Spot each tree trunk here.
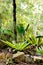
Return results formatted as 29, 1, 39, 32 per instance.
13, 0, 17, 43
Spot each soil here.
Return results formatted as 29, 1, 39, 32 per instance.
0, 47, 43, 65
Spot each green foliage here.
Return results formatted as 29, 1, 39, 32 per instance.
28, 34, 38, 45
13, 42, 29, 50
17, 24, 25, 35
16, 0, 43, 42
0, 0, 43, 57
36, 46, 43, 55
1, 40, 30, 51
1, 28, 14, 38
0, 28, 14, 41
0, 0, 13, 40
0, 0, 43, 43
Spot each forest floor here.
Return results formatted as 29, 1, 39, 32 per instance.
0, 47, 43, 65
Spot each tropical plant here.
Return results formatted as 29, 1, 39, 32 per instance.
0, 40, 30, 51
1, 28, 14, 38
16, 0, 43, 42
36, 46, 43, 55
0, 28, 14, 41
